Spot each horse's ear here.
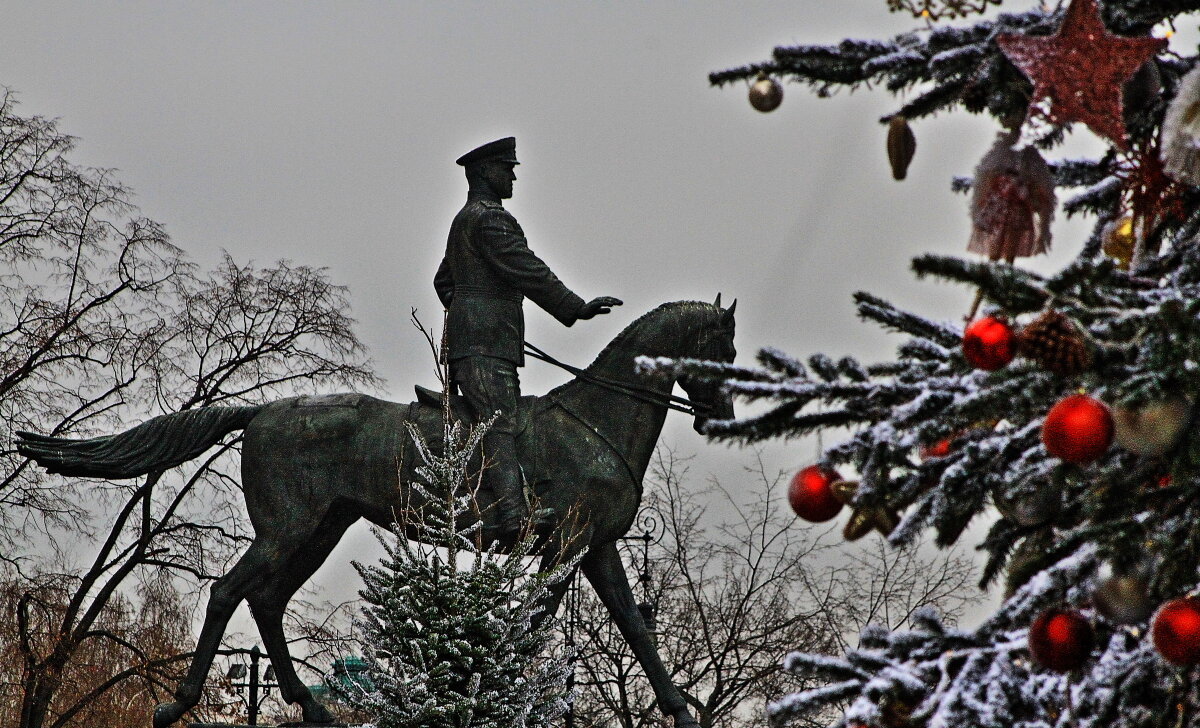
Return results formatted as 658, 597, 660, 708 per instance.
721, 299, 737, 326
713, 293, 722, 309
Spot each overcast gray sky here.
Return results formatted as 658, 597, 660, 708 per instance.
5, 1, 1145, 628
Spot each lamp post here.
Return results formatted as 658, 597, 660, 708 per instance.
224, 645, 278, 726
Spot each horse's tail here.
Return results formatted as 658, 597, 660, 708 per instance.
15, 405, 267, 479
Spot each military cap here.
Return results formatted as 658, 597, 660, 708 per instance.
455, 136, 519, 167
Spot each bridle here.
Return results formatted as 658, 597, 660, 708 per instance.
523, 341, 713, 417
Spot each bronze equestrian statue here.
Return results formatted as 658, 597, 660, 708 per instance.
17, 297, 737, 728
436, 136, 622, 541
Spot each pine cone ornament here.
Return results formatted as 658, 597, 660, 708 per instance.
886, 115, 916, 181
1018, 310, 1092, 375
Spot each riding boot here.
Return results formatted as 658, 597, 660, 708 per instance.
484, 430, 555, 539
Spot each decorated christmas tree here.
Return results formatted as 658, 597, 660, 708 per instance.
343, 421, 576, 728
661, 0, 1200, 725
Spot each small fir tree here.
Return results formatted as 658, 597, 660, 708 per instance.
344, 421, 576, 728
655, 0, 1200, 726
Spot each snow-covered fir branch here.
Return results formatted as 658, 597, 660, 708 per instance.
340, 422, 578, 728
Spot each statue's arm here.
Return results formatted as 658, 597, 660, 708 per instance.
434, 256, 454, 307
479, 210, 585, 326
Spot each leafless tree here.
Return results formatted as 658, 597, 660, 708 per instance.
0, 571, 265, 727
565, 448, 979, 728
0, 88, 379, 728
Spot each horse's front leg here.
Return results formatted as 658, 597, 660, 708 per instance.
581, 541, 699, 728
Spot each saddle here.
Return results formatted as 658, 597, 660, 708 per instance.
412, 384, 545, 498
414, 384, 540, 429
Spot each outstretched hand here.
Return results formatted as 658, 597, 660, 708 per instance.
578, 296, 623, 320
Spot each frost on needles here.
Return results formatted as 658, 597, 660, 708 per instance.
341, 421, 577, 728
646, 0, 1200, 726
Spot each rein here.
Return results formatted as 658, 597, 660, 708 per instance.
523, 342, 708, 417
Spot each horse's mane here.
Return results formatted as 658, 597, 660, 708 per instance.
547, 300, 717, 397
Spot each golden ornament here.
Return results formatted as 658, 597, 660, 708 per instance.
1102, 215, 1136, 270
748, 72, 783, 113
831, 480, 900, 541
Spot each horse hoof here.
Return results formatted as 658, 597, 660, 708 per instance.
153, 702, 186, 728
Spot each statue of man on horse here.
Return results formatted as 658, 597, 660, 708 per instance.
435, 136, 623, 541
15, 137, 738, 728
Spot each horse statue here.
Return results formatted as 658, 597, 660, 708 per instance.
16, 298, 736, 728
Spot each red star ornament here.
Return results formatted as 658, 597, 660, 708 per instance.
996, 0, 1165, 149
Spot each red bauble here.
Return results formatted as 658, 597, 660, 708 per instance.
1028, 608, 1094, 672
962, 317, 1017, 370
1042, 394, 1114, 463
788, 465, 844, 523
1152, 597, 1200, 666
920, 438, 953, 460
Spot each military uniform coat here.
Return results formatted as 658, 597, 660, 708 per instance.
435, 189, 585, 366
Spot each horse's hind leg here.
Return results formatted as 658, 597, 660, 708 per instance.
153, 537, 280, 728
246, 510, 358, 724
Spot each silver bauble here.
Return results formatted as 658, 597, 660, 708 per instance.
1093, 561, 1154, 625
1112, 396, 1192, 457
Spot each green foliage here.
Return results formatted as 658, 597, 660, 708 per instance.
344, 422, 576, 728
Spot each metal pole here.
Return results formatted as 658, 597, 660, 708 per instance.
565, 571, 577, 728
248, 645, 261, 726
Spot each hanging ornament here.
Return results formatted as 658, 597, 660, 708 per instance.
1102, 215, 1136, 269
968, 130, 1056, 262
1093, 561, 1154, 625
830, 479, 900, 541
1112, 396, 1193, 457
886, 115, 917, 180
962, 316, 1017, 370
1152, 597, 1200, 666
995, 0, 1167, 149
749, 72, 783, 112
1028, 607, 1095, 672
919, 437, 953, 460
1042, 394, 1114, 464
1162, 64, 1200, 186
1121, 142, 1187, 268
1018, 309, 1092, 376
788, 465, 843, 522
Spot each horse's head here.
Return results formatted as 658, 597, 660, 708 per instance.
678, 296, 737, 433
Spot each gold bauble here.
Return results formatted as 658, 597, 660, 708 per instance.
1102, 215, 1135, 270
748, 73, 783, 113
